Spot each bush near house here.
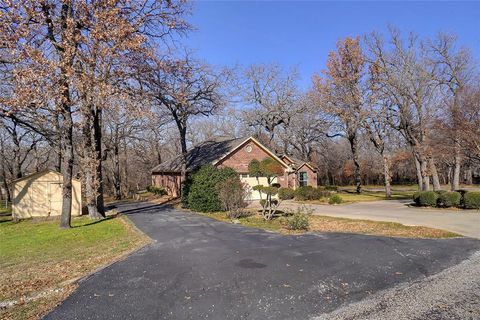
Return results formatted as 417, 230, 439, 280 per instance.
278, 187, 295, 200
294, 187, 331, 201
185, 165, 237, 212
294, 186, 317, 200
463, 191, 480, 209
217, 177, 249, 218
438, 191, 462, 208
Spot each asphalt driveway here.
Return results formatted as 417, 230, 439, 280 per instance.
46, 203, 480, 320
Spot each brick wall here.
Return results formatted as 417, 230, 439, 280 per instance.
217, 140, 287, 174
152, 173, 181, 197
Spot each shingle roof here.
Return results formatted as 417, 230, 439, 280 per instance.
151, 137, 247, 173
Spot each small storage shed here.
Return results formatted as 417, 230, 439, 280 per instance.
11, 169, 82, 219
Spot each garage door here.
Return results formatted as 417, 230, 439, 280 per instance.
240, 176, 278, 201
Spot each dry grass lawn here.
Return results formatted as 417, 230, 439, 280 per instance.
0, 214, 151, 320
199, 211, 459, 239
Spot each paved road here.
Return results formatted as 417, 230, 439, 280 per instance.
275, 199, 480, 238
46, 203, 479, 320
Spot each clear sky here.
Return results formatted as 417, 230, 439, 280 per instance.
185, 1, 480, 88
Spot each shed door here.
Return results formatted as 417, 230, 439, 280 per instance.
49, 182, 63, 216
30, 182, 49, 217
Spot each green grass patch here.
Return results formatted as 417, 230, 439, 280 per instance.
0, 215, 150, 320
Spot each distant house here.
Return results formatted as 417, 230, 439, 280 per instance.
151, 136, 318, 199
11, 169, 82, 219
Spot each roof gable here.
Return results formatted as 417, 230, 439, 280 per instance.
213, 137, 289, 169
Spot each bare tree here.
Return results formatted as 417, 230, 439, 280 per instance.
366, 29, 441, 191
428, 33, 474, 190
241, 64, 300, 146
277, 94, 327, 161
143, 57, 225, 187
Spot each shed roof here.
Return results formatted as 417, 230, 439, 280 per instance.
10, 169, 80, 185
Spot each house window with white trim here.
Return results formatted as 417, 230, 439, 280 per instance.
299, 172, 308, 187
239, 173, 250, 179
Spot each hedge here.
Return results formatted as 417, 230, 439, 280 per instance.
438, 191, 461, 208
417, 191, 439, 207
294, 186, 317, 201
278, 188, 295, 200
464, 191, 480, 209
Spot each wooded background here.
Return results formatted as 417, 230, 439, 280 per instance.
1, 1, 479, 227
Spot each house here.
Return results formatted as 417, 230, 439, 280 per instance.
151, 136, 318, 200
11, 169, 82, 219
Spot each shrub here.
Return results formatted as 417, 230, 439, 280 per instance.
287, 213, 309, 230
463, 191, 480, 209
186, 165, 237, 212
146, 185, 167, 196
295, 186, 318, 201
324, 185, 338, 191
417, 191, 439, 207
217, 177, 249, 218
278, 188, 295, 200
328, 194, 343, 204
286, 206, 311, 230
438, 191, 461, 208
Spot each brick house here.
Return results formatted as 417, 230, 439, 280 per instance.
151, 136, 318, 199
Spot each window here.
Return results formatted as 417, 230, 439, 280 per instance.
299, 172, 308, 187
240, 173, 250, 179
245, 144, 253, 153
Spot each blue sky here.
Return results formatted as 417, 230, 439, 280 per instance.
185, 1, 480, 88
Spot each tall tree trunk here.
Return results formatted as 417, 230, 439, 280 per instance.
452, 150, 461, 191
178, 123, 188, 197
348, 134, 362, 193
429, 157, 441, 191
382, 153, 392, 198
83, 109, 104, 219
93, 107, 105, 215
60, 106, 74, 229
112, 140, 121, 200
414, 156, 423, 190
54, 114, 62, 172
11, 126, 22, 179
